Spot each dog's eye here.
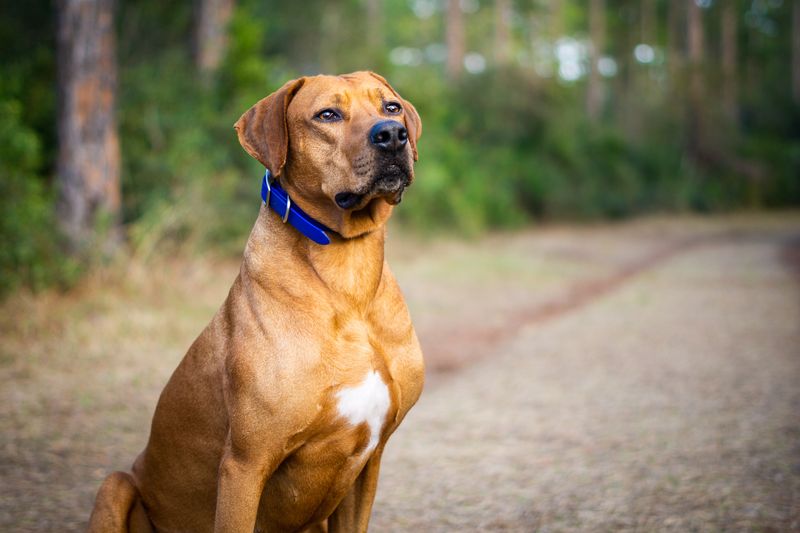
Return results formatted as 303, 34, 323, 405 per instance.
384, 102, 402, 114
315, 109, 342, 122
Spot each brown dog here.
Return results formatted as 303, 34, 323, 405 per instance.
88, 71, 424, 532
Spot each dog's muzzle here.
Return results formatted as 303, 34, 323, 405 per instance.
335, 121, 412, 210
335, 192, 364, 210
373, 169, 410, 205
334, 170, 409, 209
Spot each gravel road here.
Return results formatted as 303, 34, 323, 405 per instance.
1, 215, 798, 531
372, 221, 800, 531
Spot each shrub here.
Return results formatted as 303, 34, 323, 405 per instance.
0, 100, 78, 295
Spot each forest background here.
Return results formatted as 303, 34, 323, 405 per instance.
1, 0, 799, 296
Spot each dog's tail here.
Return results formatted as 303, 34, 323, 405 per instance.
88, 471, 153, 533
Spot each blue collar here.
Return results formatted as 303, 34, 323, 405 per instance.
260, 170, 331, 245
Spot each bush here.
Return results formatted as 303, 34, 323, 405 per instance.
2, 0, 799, 297
394, 68, 731, 233
0, 100, 78, 296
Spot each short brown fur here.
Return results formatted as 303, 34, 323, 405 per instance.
88, 72, 424, 533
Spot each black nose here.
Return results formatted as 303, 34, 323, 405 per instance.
369, 120, 408, 153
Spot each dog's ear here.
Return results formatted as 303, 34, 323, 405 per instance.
399, 99, 422, 162
367, 72, 422, 161
234, 77, 306, 176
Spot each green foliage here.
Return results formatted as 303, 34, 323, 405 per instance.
118, 2, 288, 257
0, 0, 798, 297
0, 100, 79, 296
0, 0, 74, 296
118, 51, 258, 256
395, 66, 743, 232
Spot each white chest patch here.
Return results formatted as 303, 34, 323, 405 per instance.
335, 371, 391, 453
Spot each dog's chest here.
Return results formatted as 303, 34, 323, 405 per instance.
334, 370, 391, 453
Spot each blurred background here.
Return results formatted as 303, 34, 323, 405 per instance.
1, 0, 799, 294
2, 1, 800, 531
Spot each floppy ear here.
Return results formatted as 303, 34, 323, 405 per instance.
399, 99, 422, 161
234, 77, 306, 176
367, 72, 423, 161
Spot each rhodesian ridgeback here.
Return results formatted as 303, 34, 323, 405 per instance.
88, 71, 424, 532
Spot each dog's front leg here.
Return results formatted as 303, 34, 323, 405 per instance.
214, 375, 285, 533
327, 446, 385, 533
214, 440, 280, 533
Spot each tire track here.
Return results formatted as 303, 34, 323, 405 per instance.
421, 232, 727, 376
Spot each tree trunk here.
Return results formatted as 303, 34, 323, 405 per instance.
687, 0, 705, 155
494, 0, 512, 66
446, 0, 465, 80
721, 0, 738, 124
193, 0, 235, 75
619, 2, 639, 136
793, 0, 800, 104
687, 0, 704, 74
545, 0, 565, 81
667, 0, 684, 79
365, 0, 383, 68
549, 0, 565, 40
638, 0, 658, 91
56, 0, 120, 252
320, 0, 343, 73
366, 0, 381, 51
641, 0, 656, 44
586, 0, 605, 120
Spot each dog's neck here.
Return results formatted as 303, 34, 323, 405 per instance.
243, 204, 387, 309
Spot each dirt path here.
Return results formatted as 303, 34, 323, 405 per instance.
1, 214, 799, 531
373, 220, 800, 531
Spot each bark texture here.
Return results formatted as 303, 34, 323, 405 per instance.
687, 0, 705, 155
667, 0, 684, 77
494, 0, 512, 66
366, 0, 381, 51
193, 0, 235, 74
56, 0, 120, 251
586, 0, 606, 120
793, 0, 800, 104
446, 0, 465, 80
721, 0, 738, 124
549, 0, 565, 40
319, 0, 343, 73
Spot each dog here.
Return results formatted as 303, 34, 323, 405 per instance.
88, 71, 424, 533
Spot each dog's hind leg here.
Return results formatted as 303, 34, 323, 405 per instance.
88, 471, 153, 533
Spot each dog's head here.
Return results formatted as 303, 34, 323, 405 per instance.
235, 71, 422, 239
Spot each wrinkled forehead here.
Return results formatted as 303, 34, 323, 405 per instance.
290, 74, 392, 113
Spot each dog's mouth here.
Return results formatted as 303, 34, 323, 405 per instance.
334, 192, 365, 210
335, 162, 411, 210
